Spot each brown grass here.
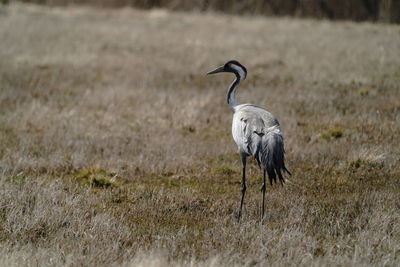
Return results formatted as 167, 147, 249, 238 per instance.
0, 2, 399, 266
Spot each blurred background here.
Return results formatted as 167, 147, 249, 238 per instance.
10, 0, 400, 23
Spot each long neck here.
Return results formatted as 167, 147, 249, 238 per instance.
227, 74, 240, 110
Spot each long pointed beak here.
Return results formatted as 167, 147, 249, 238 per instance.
207, 66, 225, 75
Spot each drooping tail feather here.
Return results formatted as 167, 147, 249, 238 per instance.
255, 131, 291, 185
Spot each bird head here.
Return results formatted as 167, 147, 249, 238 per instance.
207, 60, 247, 80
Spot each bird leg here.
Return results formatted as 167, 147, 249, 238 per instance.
260, 169, 266, 222
238, 155, 247, 221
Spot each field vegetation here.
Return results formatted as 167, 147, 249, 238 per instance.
0, 2, 399, 266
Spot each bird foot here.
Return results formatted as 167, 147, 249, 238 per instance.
233, 211, 242, 222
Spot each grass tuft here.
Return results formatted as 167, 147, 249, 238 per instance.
71, 167, 115, 188
181, 125, 196, 135
358, 89, 370, 96
321, 127, 344, 140
216, 166, 236, 175
349, 159, 368, 169
348, 158, 384, 171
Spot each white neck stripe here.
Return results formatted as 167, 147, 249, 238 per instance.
230, 64, 246, 80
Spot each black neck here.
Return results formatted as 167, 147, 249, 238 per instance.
227, 73, 240, 109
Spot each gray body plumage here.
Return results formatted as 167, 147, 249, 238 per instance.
232, 104, 289, 185
207, 60, 290, 221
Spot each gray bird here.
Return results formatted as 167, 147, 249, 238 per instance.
207, 60, 291, 221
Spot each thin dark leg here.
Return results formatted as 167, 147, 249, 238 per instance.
261, 169, 266, 222
238, 155, 247, 221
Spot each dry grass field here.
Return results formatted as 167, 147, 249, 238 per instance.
0, 2, 399, 266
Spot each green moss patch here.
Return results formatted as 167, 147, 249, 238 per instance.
321, 127, 344, 140
70, 167, 116, 188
